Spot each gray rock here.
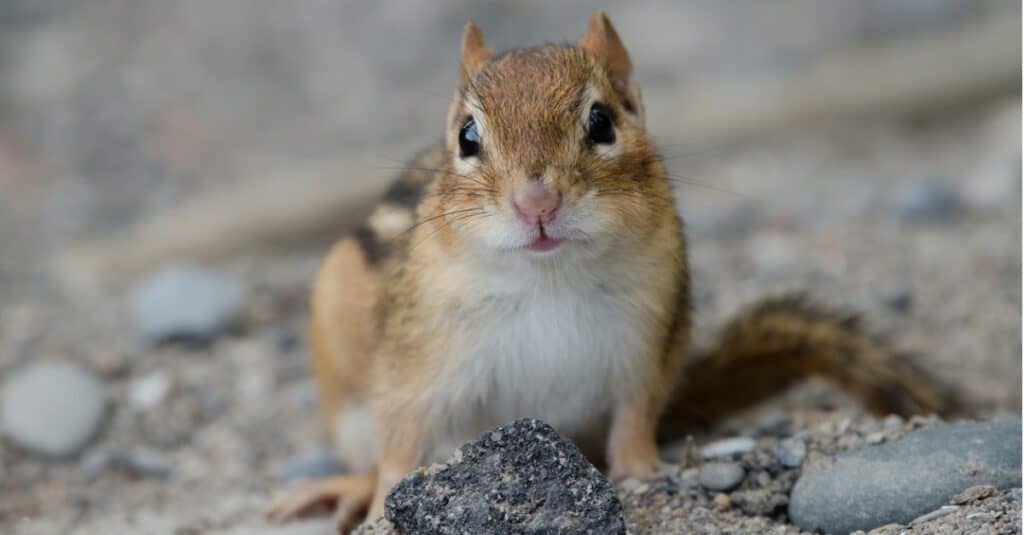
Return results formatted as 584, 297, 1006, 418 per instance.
698, 462, 745, 492
82, 446, 171, 479
130, 263, 246, 344
277, 449, 345, 483
950, 484, 998, 505
789, 417, 1022, 534
881, 288, 913, 313
755, 410, 791, 437
894, 177, 964, 223
128, 371, 172, 411
1, 361, 107, 457
909, 505, 959, 525
701, 436, 756, 459
385, 419, 625, 534
772, 436, 806, 468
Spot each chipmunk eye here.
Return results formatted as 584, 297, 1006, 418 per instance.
587, 104, 615, 145
459, 117, 481, 158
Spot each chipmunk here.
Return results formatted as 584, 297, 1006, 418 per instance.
267, 11, 958, 532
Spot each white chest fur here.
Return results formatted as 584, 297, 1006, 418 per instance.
423, 255, 662, 460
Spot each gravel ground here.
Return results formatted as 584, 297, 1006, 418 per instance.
0, 93, 1019, 533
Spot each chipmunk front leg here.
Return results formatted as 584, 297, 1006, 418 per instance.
364, 416, 427, 522
606, 392, 666, 480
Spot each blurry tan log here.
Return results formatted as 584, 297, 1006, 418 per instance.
58, 13, 1019, 286
57, 153, 397, 289
653, 13, 1020, 144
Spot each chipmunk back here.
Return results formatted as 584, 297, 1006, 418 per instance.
268, 12, 958, 533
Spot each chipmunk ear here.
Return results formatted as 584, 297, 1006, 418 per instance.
459, 22, 492, 87
579, 10, 642, 118
578, 10, 633, 87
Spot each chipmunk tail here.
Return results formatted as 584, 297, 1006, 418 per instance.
660, 294, 964, 437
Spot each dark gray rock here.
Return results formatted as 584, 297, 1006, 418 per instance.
772, 436, 806, 468
698, 462, 745, 492
789, 417, 1022, 534
385, 419, 625, 534
1, 361, 107, 457
881, 288, 913, 313
129, 263, 246, 344
277, 449, 345, 483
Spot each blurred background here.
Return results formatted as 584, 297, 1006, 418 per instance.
0, 1, 1020, 533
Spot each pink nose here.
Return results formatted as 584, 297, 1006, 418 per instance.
512, 182, 562, 224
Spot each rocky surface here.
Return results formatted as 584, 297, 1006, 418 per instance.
385, 419, 625, 534
1, 360, 107, 457
0, 4, 1019, 534
790, 417, 1022, 534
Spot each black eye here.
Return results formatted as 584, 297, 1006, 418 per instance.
459, 117, 480, 158
587, 104, 615, 145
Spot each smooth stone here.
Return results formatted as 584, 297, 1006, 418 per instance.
789, 417, 1022, 535
894, 177, 964, 223
701, 436, 756, 459
772, 436, 807, 468
698, 461, 745, 492
83, 447, 171, 479
882, 288, 913, 313
129, 371, 172, 410
130, 263, 246, 344
386, 419, 625, 534
277, 449, 345, 483
1, 361, 107, 457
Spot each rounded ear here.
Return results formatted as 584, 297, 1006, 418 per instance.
459, 21, 492, 87
578, 10, 632, 87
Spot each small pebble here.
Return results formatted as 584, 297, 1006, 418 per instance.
755, 411, 791, 436
882, 415, 904, 431
894, 176, 964, 223
772, 436, 806, 468
713, 492, 732, 509
129, 263, 247, 344
951, 484, 998, 505
882, 288, 913, 313
121, 448, 172, 478
129, 371, 172, 411
698, 461, 745, 491
701, 436, 756, 459
910, 505, 959, 525
865, 432, 885, 444
82, 447, 172, 479
270, 327, 300, 354
1, 360, 107, 457
277, 449, 345, 483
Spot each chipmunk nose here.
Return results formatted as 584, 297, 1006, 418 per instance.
512, 181, 562, 225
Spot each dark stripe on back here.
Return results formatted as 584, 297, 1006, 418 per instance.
353, 225, 388, 266
382, 178, 427, 208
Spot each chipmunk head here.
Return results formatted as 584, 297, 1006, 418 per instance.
437, 11, 670, 262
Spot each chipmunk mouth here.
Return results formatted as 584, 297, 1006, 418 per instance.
526, 225, 564, 252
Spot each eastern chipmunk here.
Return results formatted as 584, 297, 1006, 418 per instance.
268, 11, 957, 532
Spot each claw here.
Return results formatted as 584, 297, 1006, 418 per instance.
266, 473, 376, 533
